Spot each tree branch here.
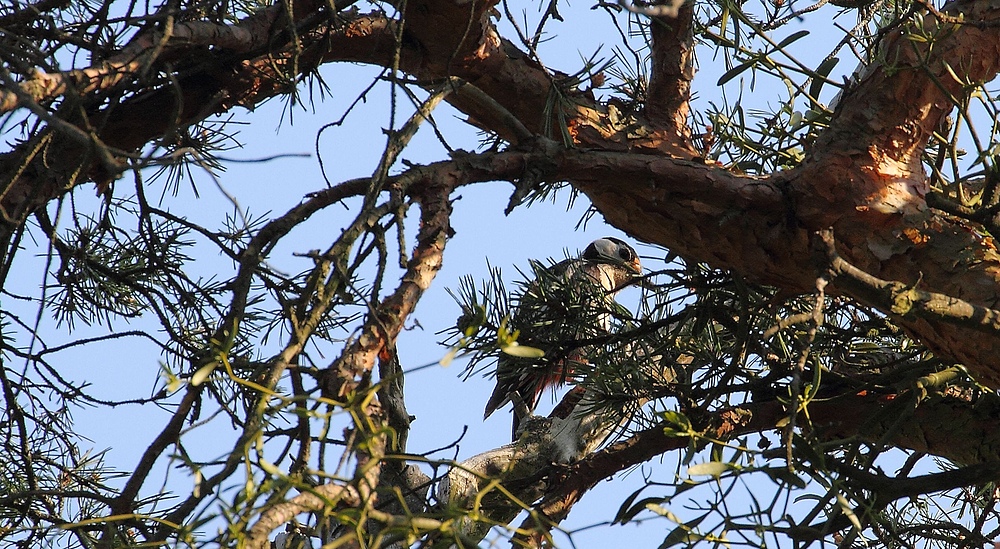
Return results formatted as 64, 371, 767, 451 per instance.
523, 389, 1000, 542
560, 0, 1000, 385
245, 482, 364, 549
0, 0, 69, 27
790, 0, 1000, 231
320, 168, 455, 400
644, 3, 695, 140
814, 229, 1000, 333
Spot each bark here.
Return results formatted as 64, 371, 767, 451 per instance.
6, 0, 1000, 385
644, 4, 695, 139
321, 173, 453, 399
527, 389, 1000, 541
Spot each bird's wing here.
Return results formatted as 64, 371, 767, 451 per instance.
483, 258, 619, 419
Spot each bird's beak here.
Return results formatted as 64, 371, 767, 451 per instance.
605, 251, 641, 277
602, 255, 641, 277
625, 257, 642, 275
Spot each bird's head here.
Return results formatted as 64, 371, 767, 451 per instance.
582, 237, 642, 276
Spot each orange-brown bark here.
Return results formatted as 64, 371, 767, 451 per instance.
322, 172, 456, 399
645, 4, 695, 139
5, 0, 1000, 388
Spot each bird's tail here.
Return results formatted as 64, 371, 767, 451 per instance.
482, 386, 509, 420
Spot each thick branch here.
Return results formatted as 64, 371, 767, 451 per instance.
0, 0, 69, 26
529, 390, 1000, 539
560, 2, 1000, 386
339, 146, 1000, 388
644, 4, 695, 139
791, 0, 1000, 230
571, 152, 1000, 384
0, 0, 337, 225
0, 13, 278, 115
814, 229, 1000, 333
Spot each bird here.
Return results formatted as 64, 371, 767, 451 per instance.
482, 237, 643, 439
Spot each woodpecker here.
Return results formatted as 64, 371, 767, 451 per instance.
483, 237, 642, 439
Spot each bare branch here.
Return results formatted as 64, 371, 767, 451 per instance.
321, 174, 455, 399
245, 483, 364, 549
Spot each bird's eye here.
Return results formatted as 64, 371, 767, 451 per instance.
618, 248, 633, 261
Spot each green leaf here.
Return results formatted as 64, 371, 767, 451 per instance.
789, 111, 803, 129
836, 493, 863, 532
439, 348, 459, 367
613, 487, 649, 524
191, 361, 217, 386
645, 503, 680, 522
661, 410, 693, 436
160, 362, 183, 393
258, 458, 283, 477
192, 469, 203, 498
670, 479, 697, 500
717, 58, 757, 86
687, 461, 732, 478
659, 512, 708, 548
500, 342, 546, 358
761, 466, 808, 489
167, 376, 183, 394
777, 30, 810, 49
615, 495, 668, 525
809, 57, 839, 106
